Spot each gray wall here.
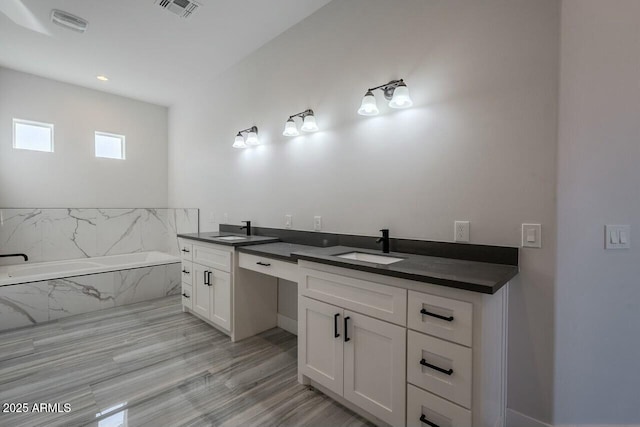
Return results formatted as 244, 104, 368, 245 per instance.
0, 67, 169, 208
167, 0, 560, 422
555, 0, 640, 423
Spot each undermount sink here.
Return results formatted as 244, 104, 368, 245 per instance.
215, 236, 247, 241
336, 252, 404, 265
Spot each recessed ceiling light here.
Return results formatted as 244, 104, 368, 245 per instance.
96, 75, 109, 81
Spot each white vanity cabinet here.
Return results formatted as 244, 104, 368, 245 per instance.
178, 238, 277, 341
298, 260, 508, 427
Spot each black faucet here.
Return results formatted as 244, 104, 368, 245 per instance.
240, 221, 251, 236
0, 253, 29, 262
376, 229, 390, 253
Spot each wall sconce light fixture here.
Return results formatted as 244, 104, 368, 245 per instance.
233, 126, 259, 148
283, 109, 318, 136
358, 79, 413, 116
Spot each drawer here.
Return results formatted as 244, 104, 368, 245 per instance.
408, 290, 473, 347
407, 330, 472, 409
299, 267, 407, 326
239, 253, 298, 281
192, 244, 231, 272
181, 261, 193, 285
178, 239, 193, 261
181, 283, 193, 310
407, 384, 471, 427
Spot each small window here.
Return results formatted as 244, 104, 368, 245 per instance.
13, 119, 54, 152
95, 131, 125, 160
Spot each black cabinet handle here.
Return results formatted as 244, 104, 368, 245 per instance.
181, 248, 190, 253
419, 414, 440, 427
207, 271, 212, 286
182, 293, 190, 299
344, 316, 351, 342
420, 358, 453, 376
334, 313, 340, 338
182, 269, 190, 274
420, 308, 454, 322
256, 261, 271, 267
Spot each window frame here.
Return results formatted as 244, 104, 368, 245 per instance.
12, 118, 55, 152
94, 131, 126, 160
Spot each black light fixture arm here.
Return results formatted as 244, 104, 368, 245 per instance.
237, 125, 258, 135
366, 79, 405, 100
288, 109, 314, 120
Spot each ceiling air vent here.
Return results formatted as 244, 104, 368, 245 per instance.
155, 0, 200, 18
50, 9, 88, 33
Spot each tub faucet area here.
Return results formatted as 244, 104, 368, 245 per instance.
0, 253, 29, 262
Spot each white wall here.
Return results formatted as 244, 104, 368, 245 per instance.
168, 0, 559, 422
0, 67, 168, 208
555, 0, 640, 424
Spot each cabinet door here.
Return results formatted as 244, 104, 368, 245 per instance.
343, 311, 406, 427
192, 264, 211, 319
298, 297, 344, 396
210, 269, 231, 331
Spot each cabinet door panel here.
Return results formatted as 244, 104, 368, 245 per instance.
298, 297, 344, 396
210, 269, 231, 331
343, 311, 406, 426
192, 264, 210, 319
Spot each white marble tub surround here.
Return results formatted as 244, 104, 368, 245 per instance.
0, 263, 181, 331
0, 251, 180, 287
0, 208, 199, 266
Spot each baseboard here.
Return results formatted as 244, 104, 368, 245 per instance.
506, 409, 552, 427
277, 314, 297, 335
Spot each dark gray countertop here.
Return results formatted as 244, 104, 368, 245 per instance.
291, 246, 518, 294
237, 242, 321, 263
177, 232, 280, 247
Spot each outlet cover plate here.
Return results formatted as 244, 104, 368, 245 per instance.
454, 221, 470, 242
285, 215, 293, 229
314, 216, 322, 231
522, 223, 542, 248
605, 225, 630, 249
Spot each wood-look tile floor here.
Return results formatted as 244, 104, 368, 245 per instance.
0, 296, 374, 427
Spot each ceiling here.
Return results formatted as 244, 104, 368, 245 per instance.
0, 0, 331, 106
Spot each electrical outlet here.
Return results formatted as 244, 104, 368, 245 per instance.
454, 221, 470, 242
285, 215, 293, 229
314, 216, 322, 231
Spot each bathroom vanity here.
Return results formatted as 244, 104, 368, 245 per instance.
177, 229, 518, 427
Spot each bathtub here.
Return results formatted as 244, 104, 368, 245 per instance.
0, 251, 180, 287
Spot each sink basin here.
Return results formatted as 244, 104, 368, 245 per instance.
336, 252, 404, 265
215, 236, 247, 241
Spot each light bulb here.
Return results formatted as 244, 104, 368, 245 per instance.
301, 114, 318, 132
283, 118, 299, 136
232, 133, 247, 148
388, 82, 413, 109
246, 130, 259, 146
358, 90, 379, 116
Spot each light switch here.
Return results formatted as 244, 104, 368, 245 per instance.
522, 224, 542, 248
605, 225, 630, 249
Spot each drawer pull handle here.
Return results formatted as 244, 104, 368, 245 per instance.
419, 414, 440, 427
181, 248, 190, 253
344, 316, 351, 342
334, 313, 340, 338
256, 261, 271, 267
420, 358, 453, 376
182, 269, 190, 274
182, 293, 190, 299
207, 271, 212, 286
420, 308, 454, 322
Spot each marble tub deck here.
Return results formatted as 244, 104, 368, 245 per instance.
0, 296, 372, 427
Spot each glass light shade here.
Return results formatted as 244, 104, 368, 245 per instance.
232, 134, 247, 148
388, 84, 413, 109
246, 131, 259, 146
301, 114, 318, 132
283, 119, 299, 136
357, 91, 379, 116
